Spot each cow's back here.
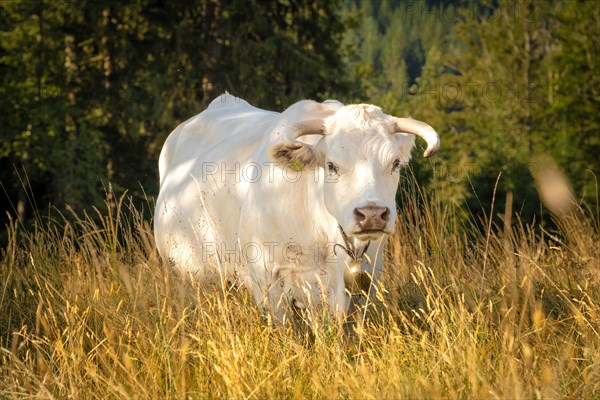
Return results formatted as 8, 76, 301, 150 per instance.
158, 94, 277, 185
154, 93, 278, 277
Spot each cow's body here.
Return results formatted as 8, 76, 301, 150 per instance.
154, 93, 439, 323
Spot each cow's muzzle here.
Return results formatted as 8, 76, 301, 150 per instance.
354, 206, 389, 234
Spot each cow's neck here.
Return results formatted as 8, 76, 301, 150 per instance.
272, 166, 370, 255
260, 165, 335, 244
336, 223, 370, 260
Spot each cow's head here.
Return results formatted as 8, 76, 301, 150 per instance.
271, 102, 439, 241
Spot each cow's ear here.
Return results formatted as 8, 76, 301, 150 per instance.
270, 143, 324, 171
393, 133, 416, 164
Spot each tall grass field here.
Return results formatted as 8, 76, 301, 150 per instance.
1, 181, 599, 399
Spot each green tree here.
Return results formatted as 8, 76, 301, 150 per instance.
543, 0, 600, 204
0, 0, 350, 232
345, 0, 598, 224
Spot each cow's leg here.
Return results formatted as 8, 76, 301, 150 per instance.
327, 264, 350, 321
240, 261, 288, 324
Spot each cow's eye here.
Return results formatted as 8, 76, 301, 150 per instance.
325, 161, 339, 175
391, 158, 401, 173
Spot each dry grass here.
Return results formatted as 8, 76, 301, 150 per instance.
1, 184, 599, 399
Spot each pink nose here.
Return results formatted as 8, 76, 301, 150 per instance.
354, 206, 389, 231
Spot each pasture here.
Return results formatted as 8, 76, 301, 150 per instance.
1, 182, 598, 399
2, 1, 598, 398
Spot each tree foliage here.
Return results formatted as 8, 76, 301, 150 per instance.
346, 0, 599, 223
1, 0, 598, 233
1, 0, 349, 228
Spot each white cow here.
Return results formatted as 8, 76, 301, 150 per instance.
154, 93, 439, 323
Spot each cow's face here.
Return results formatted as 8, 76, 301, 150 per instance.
271, 102, 437, 241
316, 105, 415, 240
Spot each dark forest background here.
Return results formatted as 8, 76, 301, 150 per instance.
1, 0, 598, 238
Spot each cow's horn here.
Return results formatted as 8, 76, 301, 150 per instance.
283, 119, 326, 145
393, 117, 440, 158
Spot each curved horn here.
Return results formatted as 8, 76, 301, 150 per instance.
283, 119, 326, 146
394, 117, 440, 158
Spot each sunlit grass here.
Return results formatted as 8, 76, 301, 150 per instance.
1, 184, 598, 399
